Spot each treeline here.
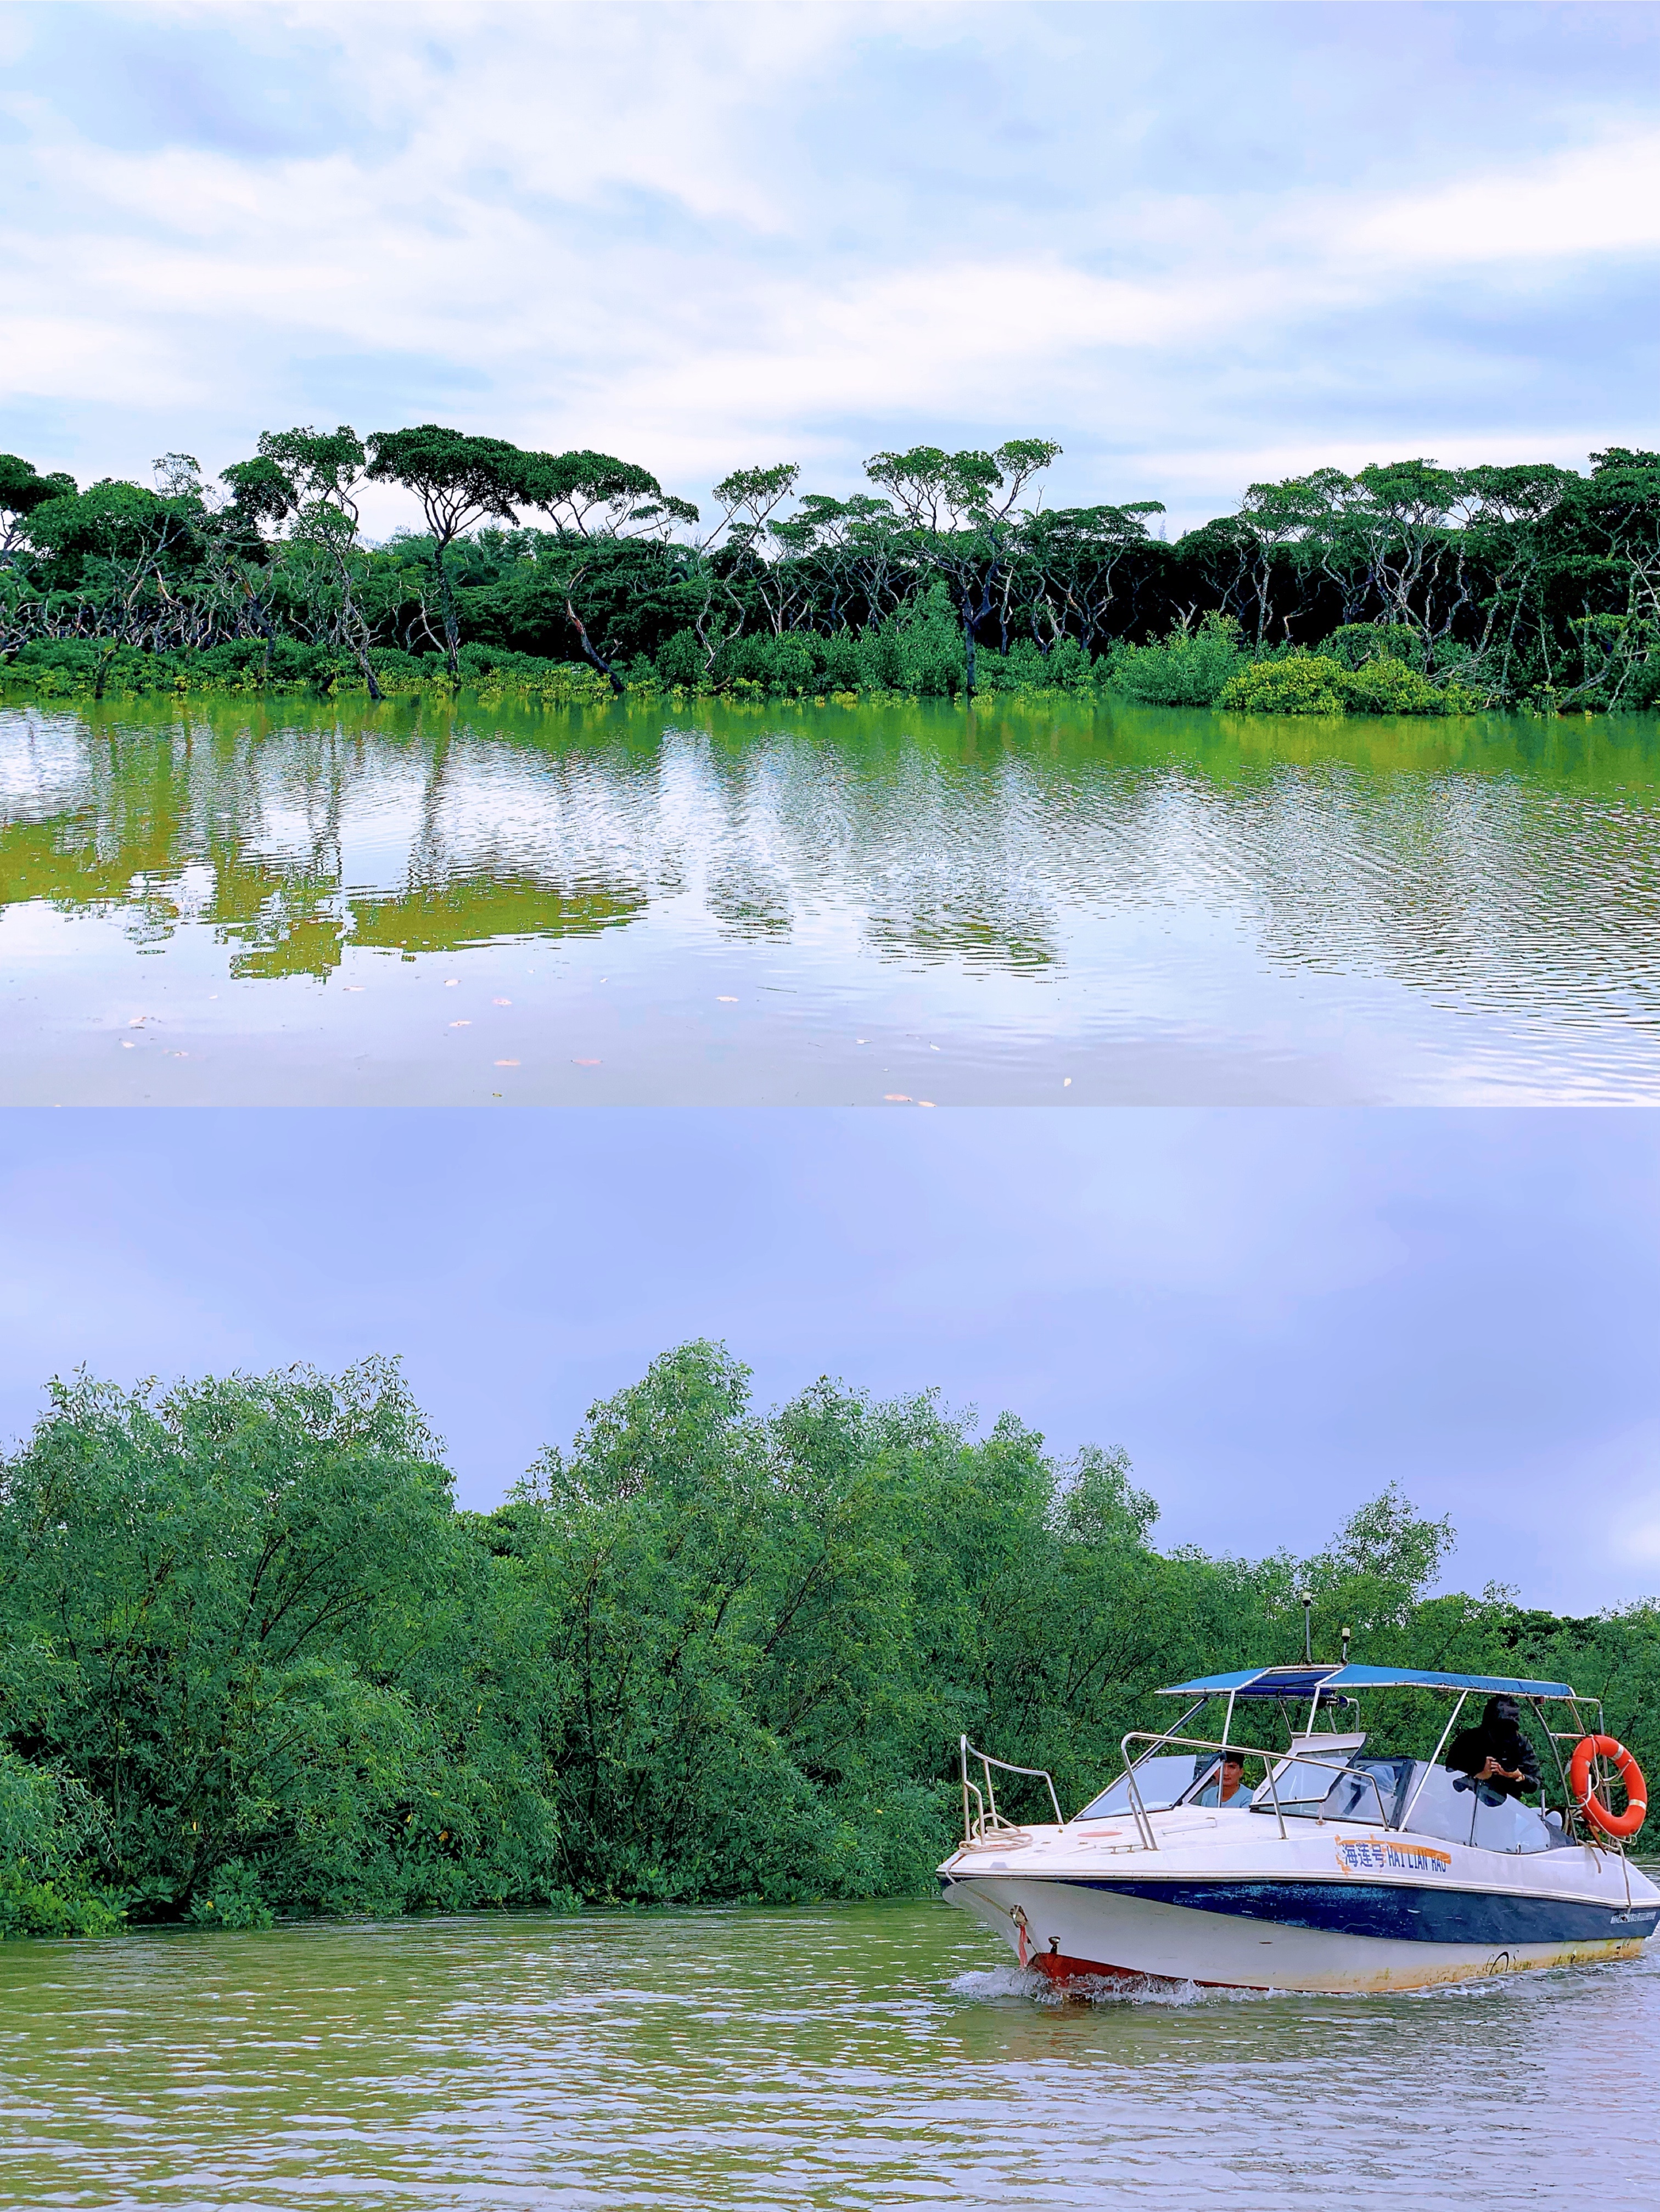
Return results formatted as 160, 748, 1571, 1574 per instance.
3, 430, 1658, 712
1, 1346, 1652, 1938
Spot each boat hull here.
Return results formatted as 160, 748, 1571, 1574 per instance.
941, 1867, 1657, 1993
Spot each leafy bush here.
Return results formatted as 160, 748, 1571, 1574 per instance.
0, 1749, 124, 1938
0, 637, 615, 704
453, 644, 612, 702
6, 638, 340, 695
1341, 656, 1476, 715
653, 629, 708, 687
644, 588, 1103, 699
1109, 613, 1244, 705
1318, 624, 1425, 672
873, 582, 967, 695
1221, 654, 1356, 714
1220, 652, 1476, 715
973, 636, 1098, 693
185, 1859, 274, 1930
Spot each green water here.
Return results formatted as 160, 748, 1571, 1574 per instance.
0, 1901, 1654, 2208
3, 691, 1659, 1104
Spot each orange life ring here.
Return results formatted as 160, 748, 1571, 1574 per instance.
1568, 1735, 1648, 1840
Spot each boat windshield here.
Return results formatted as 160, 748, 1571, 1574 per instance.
1248, 1749, 1378, 1817
1238, 1756, 1565, 1850
1081, 1734, 1573, 1850
1397, 1762, 1562, 1855
1298, 1755, 1415, 1826
1076, 1755, 1201, 1819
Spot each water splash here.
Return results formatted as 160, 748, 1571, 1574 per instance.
950, 1964, 1275, 2008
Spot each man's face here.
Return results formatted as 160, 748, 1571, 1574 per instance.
1221, 1759, 1244, 1793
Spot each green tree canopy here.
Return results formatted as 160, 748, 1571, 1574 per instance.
513, 449, 699, 689
865, 440, 1061, 694
366, 425, 528, 678
0, 1345, 1650, 1934
226, 426, 385, 696
0, 454, 77, 557
8, 426, 1660, 710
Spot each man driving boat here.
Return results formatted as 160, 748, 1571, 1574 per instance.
1196, 1750, 1253, 1808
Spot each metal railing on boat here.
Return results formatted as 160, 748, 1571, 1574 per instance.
1114, 1731, 1393, 1849
958, 1736, 1063, 1846
960, 1723, 1628, 1859
957, 1731, 1390, 1854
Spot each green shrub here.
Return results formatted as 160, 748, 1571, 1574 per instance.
1221, 652, 1478, 716
1220, 654, 1349, 714
0, 1871, 126, 1940
185, 1859, 275, 1930
0, 637, 617, 704
650, 590, 1100, 700
1318, 624, 1425, 672
1109, 613, 1243, 706
1341, 656, 1471, 715
1617, 657, 1660, 710
0, 1749, 125, 1939
453, 645, 612, 703
972, 636, 1098, 692
654, 629, 708, 687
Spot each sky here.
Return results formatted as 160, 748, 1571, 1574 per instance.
2, 11, 1658, 1616
2, 1109, 1656, 1616
2, 1, 1657, 532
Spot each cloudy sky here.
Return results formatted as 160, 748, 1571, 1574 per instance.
3, 1109, 1657, 1615
3, 9, 1657, 1616
2, 1, 1657, 531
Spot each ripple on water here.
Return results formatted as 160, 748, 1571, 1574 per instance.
3, 694, 1660, 1103
0, 1901, 1657, 2209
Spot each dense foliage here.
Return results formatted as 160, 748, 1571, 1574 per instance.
0, 1347, 1652, 1937
4, 431, 1659, 711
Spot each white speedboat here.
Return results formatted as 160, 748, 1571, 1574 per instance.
938, 1661, 1656, 1993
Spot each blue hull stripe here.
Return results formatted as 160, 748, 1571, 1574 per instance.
1059, 1877, 1658, 1947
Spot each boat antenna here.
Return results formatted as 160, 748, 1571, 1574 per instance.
1300, 1591, 1313, 1664
1341, 1625, 1351, 1666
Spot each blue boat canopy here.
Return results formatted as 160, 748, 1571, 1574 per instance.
1158, 1663, 1578, 1700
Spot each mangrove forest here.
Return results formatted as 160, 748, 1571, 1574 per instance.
3, 431, 1659, 712
0, 1346, 1652, 1938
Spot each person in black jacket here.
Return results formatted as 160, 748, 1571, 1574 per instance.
1445, 1696, 1542, 1800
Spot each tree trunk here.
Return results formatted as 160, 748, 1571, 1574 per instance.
324, 544, 382, 701
566, 597, 626, 694
435, 543, 461, 683
343, 590, 383, 701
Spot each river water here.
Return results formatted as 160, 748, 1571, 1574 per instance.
0, 1899, 1653, 2209
3, 692, 1659, 1105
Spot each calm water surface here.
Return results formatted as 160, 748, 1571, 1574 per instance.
3, 692, 1659, 1104
0, 1900, 1655, 2209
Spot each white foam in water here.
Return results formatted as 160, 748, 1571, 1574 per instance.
951, 1964, 1275, 2007
957, 1951, 1660, 2011
951, 1964, 1048, 2001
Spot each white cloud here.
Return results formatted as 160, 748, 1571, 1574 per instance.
1354, 131, 1660, 266
0, 3, 1655, 521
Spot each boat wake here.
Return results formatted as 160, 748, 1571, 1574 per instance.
951, 1965, 1275, 2007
